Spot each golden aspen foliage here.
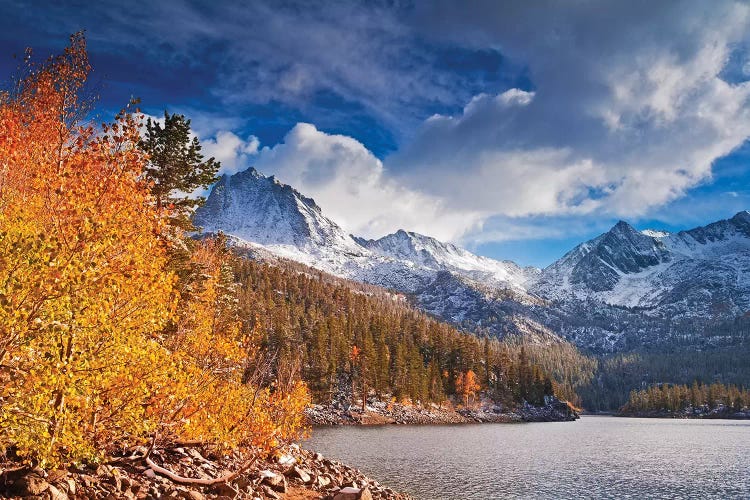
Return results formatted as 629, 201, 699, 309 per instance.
153, 237, 310, 452
0, 34, 309, 469
0, 34, 177, 467
456, 370, 481, 406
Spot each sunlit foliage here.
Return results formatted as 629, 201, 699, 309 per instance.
0, 34, 308, 468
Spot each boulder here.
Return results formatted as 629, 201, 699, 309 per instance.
262, 485, 281, 499
333, 486, 373, 500
277, 453, 296, 466
15, 474, 50, 496
286, 466, 311, 484
65, 478, 77, 496
180, 490, 205, 500
259, 470, 287, 492
211, 482, 238, 497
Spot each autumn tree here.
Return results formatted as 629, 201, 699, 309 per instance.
0, 33, 177, 466
456, 370, 481, 406
152, 237, 309, 453
0, 34, 309, 470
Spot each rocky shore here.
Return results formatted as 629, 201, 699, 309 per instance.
305, 397, 578, 426
1, 398, 577, 499
618, 406, 750, 420
0, 444, 410, 500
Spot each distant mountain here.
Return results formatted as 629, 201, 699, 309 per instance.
193, 167, 553, 341
533, 212, 750, 318
355, 229, 539, 290
194, 166, 750, 355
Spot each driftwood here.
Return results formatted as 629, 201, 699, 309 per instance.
145, 454, 258, 486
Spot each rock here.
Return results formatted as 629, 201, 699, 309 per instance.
211, 482, 238, 497
186, 448, 208, 462
333, 486, 373, 500
120, 475, 132, 491
47, 484, 69, 500
46, 469, 68, 484
15, 474, 50, 496
262, 485, 281, 499
259, 470, 287, 492
65, 478, 77, 496
187, 491, 206, 500
317, 474, 332, 487
235, 475, 253, 493
143, 469, 156, 479
287, 466, 312, 484
277, 453, 296, 466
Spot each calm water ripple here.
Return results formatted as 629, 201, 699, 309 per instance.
304, 416, 750, 499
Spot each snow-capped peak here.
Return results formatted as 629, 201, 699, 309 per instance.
357, 229, 539, 288
533, 212, 750, 311
641, 229, 670, 238
193, 166, 365, 261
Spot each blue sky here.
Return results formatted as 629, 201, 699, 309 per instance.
3, 0, 750, 267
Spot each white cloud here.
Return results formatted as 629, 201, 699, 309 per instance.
201, 131, 260, 177
390, 0, 750, 224
249, 123, 483, 241
117, 1, 750, 249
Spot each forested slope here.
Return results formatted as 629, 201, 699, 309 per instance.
231, 255, 563, 408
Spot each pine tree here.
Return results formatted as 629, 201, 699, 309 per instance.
140, 111, 220, 228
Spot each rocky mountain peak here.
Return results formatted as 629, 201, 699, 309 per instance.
730, 210, 750, 232
193, 166, 362, 256
193, 165, 750, 355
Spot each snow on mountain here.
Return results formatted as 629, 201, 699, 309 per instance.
193, 167, 534, 300
532, 212, 750, 315
355, 229, 539, 290
194, 167, 366, 269
193, 165, 750, 353
641, 229, 670, 238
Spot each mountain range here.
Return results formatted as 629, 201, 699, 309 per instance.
194, 167, 750, 355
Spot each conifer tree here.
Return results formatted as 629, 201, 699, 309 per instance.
140, 111, 220, 228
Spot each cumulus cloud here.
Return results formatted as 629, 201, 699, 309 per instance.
202, 131, 260, 177
390, 0, 750, 225
249, 123, 483, 241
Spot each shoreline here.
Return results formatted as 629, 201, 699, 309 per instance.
616, 411, 750, 420
0, 444, 411, 500
0, 400, 576, 499
305, 398, 578, 426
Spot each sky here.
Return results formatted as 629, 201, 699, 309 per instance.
3, 0, 750, 267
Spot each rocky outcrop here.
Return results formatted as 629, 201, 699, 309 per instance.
518, 399, 579, 422
0, 444, 410, 499
305, 397, 578, 426
457, 398, 578, 423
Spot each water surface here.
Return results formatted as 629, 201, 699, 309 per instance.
305, 416, 750, 499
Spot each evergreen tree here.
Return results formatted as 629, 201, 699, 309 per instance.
140, 111, 220, 228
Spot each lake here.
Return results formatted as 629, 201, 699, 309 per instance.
304, 416, 750, 499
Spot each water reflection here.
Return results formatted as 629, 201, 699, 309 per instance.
304, 416, 750, 499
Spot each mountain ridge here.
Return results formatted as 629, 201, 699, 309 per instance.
194, 165, 750, 354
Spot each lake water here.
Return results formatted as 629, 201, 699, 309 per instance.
304, 416, 750, 499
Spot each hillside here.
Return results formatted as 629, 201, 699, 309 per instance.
229, 249, 568, 408
194, 166, 750, 409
